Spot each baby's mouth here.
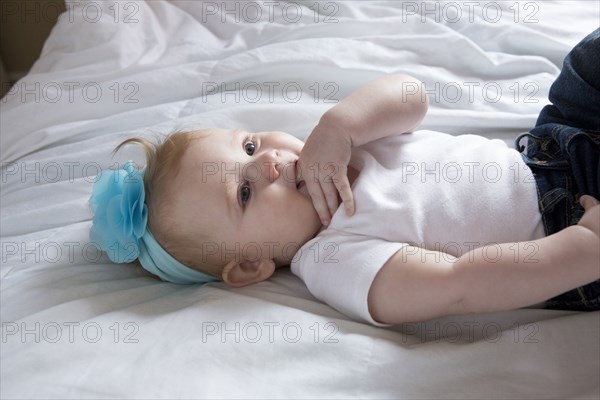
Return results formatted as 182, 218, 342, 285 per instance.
294, 160, 305, 191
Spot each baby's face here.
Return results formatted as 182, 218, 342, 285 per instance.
174, 128, 322, 267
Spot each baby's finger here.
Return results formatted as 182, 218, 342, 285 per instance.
335, 174, 354, 216
305, 179, 332, 225
321, 182, 340, 220
580, 195, 600, 210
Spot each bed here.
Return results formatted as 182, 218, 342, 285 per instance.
1, 1, 599, 398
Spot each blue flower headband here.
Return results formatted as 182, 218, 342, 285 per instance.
89, 160, 218, 284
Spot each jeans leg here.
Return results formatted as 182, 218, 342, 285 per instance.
535, 28, 600, 132
518, 30, 600, 312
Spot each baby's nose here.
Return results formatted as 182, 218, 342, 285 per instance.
262, 149, 280, 182
267, 162, 280, 182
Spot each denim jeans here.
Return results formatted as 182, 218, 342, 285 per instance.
515, 28, 600, 311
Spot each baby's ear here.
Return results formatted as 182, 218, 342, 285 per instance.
221, 258, 275, 288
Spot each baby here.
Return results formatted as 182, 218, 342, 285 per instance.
90, 29, 600, 326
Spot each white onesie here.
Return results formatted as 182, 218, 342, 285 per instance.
290, 130, 545, 326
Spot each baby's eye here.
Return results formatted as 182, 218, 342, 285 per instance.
244, 139, 256, 155
240, 182, 251, 206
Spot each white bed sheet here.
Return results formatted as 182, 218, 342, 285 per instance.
1, 1, 599, 398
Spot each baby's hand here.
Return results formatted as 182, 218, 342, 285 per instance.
298, 120, 355, 225
577, 195, 600, 238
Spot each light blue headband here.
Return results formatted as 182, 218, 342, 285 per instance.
88, 160, 218, 284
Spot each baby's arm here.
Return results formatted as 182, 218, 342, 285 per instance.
299, 74, 428, 223
368, 196, 600, 324
317, 74, 429, 147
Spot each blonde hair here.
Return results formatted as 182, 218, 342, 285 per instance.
112, 129, 224, 279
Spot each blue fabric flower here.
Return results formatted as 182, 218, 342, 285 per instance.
89, 161, 148, 263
